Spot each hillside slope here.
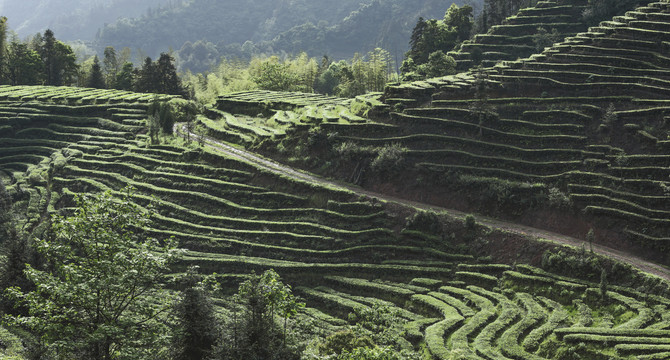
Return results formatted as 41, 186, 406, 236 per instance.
94, 0, 478, 64
2, 86, 670, 359
0, 0, 167, 40
450, 0, 591, 70
368, 0, 669, 263
203, 0, 670, 267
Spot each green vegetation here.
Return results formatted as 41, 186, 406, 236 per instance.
184, 50, 395, 105
92, 0, 467, 69
401, 4, 474, 80
2, 0, 670, 358
0, 68, 667, 360
5, 188, 181, 359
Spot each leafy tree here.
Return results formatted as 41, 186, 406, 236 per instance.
0, 181, 13, 246
135, 54, 187, 96
148, 99, 177, 136
172, 267, 219, 360
115, 62, 135, 90
6, 40, 42, 85
600, 268, 608, 301
217, 269, 304, 360
314, 65, 339, 95
421, 50, 456, 78
39, 29, 56, 84
249, 56, 299, 92
0, 183, 32, 315
366, 48, 391, 92
445, 4, 474, 42
135, 57, 158, 93
469, 66, 496, 137
86, 55, 106, 89
402, 4, 472, 79
156, 53, 186, 96
532, 27, 560, 52
103, 46, 119, 88
4, 188, 182, 360
39, 30, 78, 86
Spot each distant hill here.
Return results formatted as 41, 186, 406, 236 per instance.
0, 0, 168, 40
94, 0, 484, 71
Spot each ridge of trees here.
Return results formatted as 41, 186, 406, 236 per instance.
96, 0, 472, 73
185, 49, 394, 104
0, 19, 187, 97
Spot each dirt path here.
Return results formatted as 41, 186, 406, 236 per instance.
176, 124, 670, 281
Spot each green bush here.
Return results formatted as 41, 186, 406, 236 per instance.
404, 210, 442, 235
464, 214, 477, 230
370, 143, 407, 174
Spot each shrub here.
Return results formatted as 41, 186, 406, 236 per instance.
335, 142, 374, 162
337, 346, 405, 360
532, 27, 560, 52
548, 187, 571, 209
464, 214, 477, 230
317, 330, 375, 357
404, 210, 442, 235
370, 143, 407, 174
602, 103, 617, 126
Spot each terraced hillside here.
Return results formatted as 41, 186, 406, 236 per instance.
318, 0, 669, 264
450, 0, 591, 70
298, 265, 670, 359
3, 85, 670, 359
201, 91, 392, 147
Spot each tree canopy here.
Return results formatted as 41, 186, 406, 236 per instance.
86, 55, 106, 88
5, 188, 182, 360
401, 4, 473, 80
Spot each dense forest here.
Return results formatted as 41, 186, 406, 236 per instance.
95, 0, 483, 72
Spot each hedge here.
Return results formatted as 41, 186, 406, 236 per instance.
470, 287, 521, 360
523, 297, 569, 351
325, 276, 417, 301
499, 293, 547, 360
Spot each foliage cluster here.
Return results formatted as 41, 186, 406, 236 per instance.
184, 49, 394, 104
334, 142, 408, 178
0, 20, 187, 97
4, 188, 182, 360
401, 4, 474, 80
172, 267, 220, 360
134, 53, 189, 97
0, 187, 307, 360
582, 0, 642, 25
0, 25, 77, 86
305, 302, 418, 360
532, 27, 561, 52
214, 269, 305, 360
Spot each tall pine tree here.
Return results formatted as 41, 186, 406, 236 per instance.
87, 55, 106, 89
156, 53, 186, 96
135, 57, 157, 93
39, 30, 78, 86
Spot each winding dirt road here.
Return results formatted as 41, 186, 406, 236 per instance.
175, 124, 670, 282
